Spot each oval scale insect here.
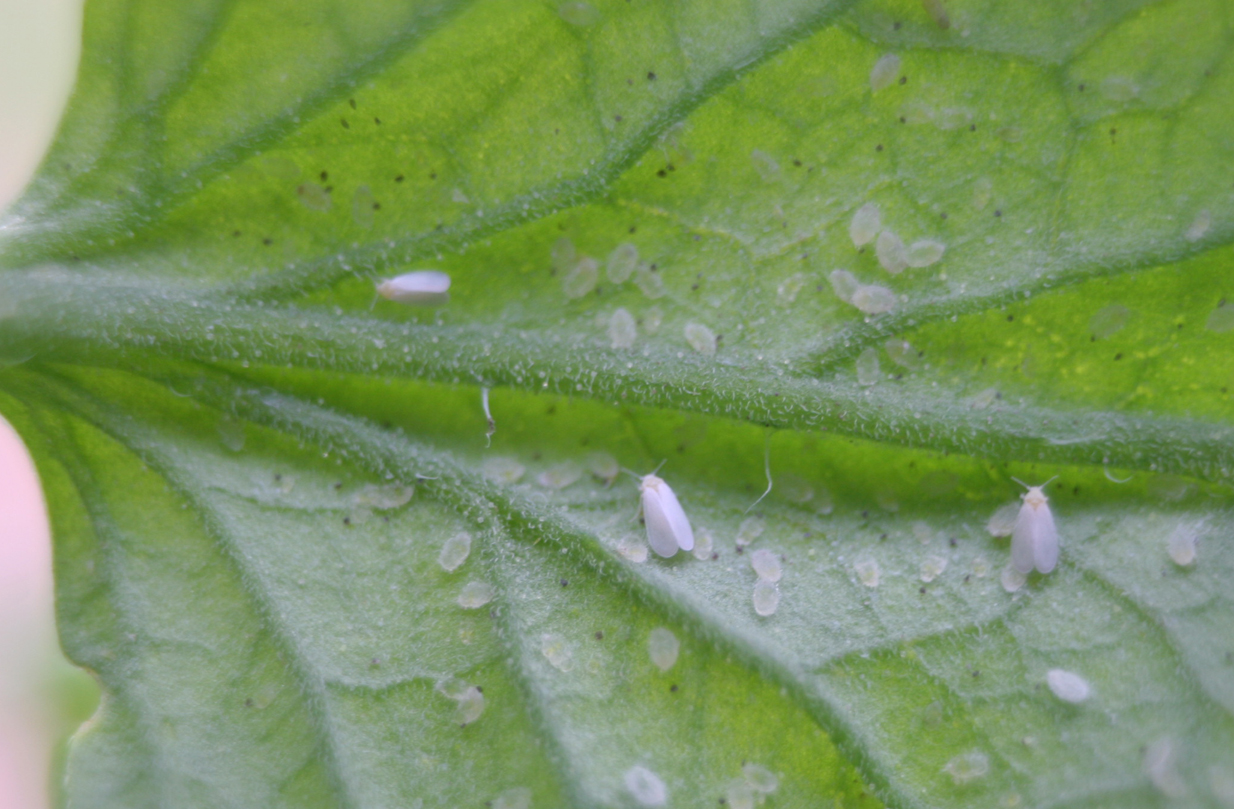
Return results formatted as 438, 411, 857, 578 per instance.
636, 469, 695, 558
1010, 477, 1059, 574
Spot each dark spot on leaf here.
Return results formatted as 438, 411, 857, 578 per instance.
349, 98, 356, 109
374, 117, 381, 124
647, 71, 656, 80
560, 579, 569, 587
320, 171, 328, 181
899, 76, 907, 85
395, 175, 404, 182
262, 238, 272, 245
595, 631, 604, 640
341, 118, 349, 128
670, 684, 678, 692
1114, 353, 1123, 360
1007, 314, 1014, 321
876, 144, 884, 152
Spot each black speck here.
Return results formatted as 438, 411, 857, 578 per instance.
1078, 83, 1086, 91
793, 159, 802, 167
560, 579, 569, 587
1114, 353, 1123, 361
876, 144, 884, 152
647, 71, 657, 80
334, 482, 343, 490
629, 226, 637, 234
994, 209, 1002, 217
245, 698, 254, 707
969, 124, 976, 131
232, 230, 241, 237
595, 631, 604, 640
1006, 314, 1014, 321
395, 174, 404, 182
341, 118, 350, 129
343, 517, 351, 525
736, 546, 744, 555
615, 114, 623, 122
691, 283, 699, 291
657, 169, 667, 177
373, 202, 381, 210
893, 20, 902, 29
262, 237, 272, 245
919, 587, 927, 594
324, 185, 333, 193
940, 212, 948, 220
349, 98, 356, 109
320, 170, 329, 181
949, 538, 957, 547
972, 670, 980, 678
374, 117, 381, 125
670, 684, 678, 692
475, 686, 483, 693
429, 172, 437, 179
711, 552, 719, 560
899, 76, 907, 85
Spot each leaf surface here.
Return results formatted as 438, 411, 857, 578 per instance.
3, 0, 1234, 807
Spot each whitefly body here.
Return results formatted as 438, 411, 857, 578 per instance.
376, 270, 451, 305
1011, 480, 1059, 574
639, 473, 695, 558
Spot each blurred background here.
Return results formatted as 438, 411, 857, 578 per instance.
1, 2, 100, 808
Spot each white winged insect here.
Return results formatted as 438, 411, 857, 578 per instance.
376, 270, 451, 305
627, 463, 695, 558
1010, 477, 1060, 574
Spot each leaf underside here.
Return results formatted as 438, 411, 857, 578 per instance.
2, 0, 1234, 807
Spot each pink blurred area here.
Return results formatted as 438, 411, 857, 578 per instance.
2, 1, 87, 807
0, 420, 55, 809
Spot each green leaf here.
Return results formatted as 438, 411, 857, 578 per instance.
3, 0, 1234, 807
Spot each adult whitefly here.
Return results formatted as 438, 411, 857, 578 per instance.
376, 271, 451, 305
1011, 480, 1060, 574
639, 472, 695, 557
1046, 669, 1091, 703
1143, 736, 1187, 798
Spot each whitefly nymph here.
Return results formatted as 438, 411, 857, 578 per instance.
630, 465, 695, 558
1011, 477, 1060, 574
376, 270, 451, 305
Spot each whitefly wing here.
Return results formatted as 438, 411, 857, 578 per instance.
654, 480, 694, 552
1031, 503, 1059, 573
642, 481, 681, 558
1011, 501, 1039, 575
